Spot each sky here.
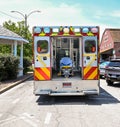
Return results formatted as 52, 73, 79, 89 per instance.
0, 0, 120, 39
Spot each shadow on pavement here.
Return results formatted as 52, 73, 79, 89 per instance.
36, 87, 120, 106
107, 82, 120, 88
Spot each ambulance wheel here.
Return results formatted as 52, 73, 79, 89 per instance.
106, 80, 113, 86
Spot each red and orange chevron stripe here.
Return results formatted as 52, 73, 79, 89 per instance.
34, 67, 51, 80
83, 67, 98, 80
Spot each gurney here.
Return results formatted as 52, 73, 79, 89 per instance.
59, 57, 73, 78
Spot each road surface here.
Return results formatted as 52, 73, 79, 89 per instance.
0, 78, 120, 127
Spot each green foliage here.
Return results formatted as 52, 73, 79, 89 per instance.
0, 44, 11, 54
0, 54, 19, 81
0, 20, 33, 81
3, 20, 32, 58
3, 20, 17, 33
23, 57, 32, 75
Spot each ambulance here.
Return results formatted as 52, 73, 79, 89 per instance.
33, 26, 100, 96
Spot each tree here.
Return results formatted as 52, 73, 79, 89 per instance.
0, 44, 11, 54
2, 20, 32, 58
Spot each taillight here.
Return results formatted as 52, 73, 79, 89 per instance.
104, 66, 108, 78
104, 73, 107, 78
105, 65, 109, 69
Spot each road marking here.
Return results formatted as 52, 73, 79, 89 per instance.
0, 114, 2, 117
44, 112, 52, 125
0, 116, 16, 124
23, 112, 34, 119
20, 116, 37, 127
0, 113, 38, 126
12, 98, 20, 104
0, 118, 18, 126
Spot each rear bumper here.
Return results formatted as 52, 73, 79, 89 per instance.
106, 76, 120, 82
34, 80, 100, 96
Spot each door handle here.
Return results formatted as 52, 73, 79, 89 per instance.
86, 56, 90, 60
43, 56, 47, 60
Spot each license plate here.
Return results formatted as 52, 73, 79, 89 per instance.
63, 82, 72, 88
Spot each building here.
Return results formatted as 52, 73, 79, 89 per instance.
100, 29, 120, 60
0, 25, 29, 76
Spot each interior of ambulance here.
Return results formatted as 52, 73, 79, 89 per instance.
51, 37, 82, 78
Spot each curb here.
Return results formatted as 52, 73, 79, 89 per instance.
0, 74, 33, 94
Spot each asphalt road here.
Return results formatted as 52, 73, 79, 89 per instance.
0, 78, 120, 127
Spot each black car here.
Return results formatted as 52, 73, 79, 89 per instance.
105, 59, 120, 85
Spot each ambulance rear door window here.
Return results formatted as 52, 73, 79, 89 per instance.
37, 40, 48, 53
85, 40, 96, 53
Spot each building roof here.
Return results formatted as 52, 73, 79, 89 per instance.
108, 29, 120, 42
100, 28, 120, 54
0, 25, 29, 44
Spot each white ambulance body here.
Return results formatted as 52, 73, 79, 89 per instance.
33, 26, 100, 96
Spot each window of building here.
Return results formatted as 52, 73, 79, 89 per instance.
37, 40, 48, 53
85, 40, 96, 53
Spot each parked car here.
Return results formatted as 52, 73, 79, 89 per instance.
105, 59, 120, 85
100, 61, 110, 78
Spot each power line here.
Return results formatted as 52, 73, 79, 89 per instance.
0, 11, 22, 20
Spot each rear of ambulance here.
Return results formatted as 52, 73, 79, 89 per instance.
33, 26, 100, 96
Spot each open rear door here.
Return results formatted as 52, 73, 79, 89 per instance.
34, 36, 51, 80
83, 36, 98, 80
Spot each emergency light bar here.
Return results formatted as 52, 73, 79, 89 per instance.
33, 26, 99, 35
74, 28, 80, 32
52, 28, 59, 33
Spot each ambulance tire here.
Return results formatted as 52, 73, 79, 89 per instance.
106, 80, 113, 86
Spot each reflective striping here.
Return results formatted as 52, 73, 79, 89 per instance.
83, 53, 96, 56
41, 67, 50, 78
34, 75, 39, 80
84, 67, 98, 79
63, 33, 70, 36
35, 68, 50, 80
37, 55, 46, 67
88, 68, 98, 79
37, 68, 49, 80
84, 67, 96, 78
84, 66, 91, 76
83, 52, 98, 79
75, 33, 82, 36
51, 33, 58, 36
39, 54, 50, 57
39, 31, 45, 36
95, 73, 99, 79
35, 68, 45, 80
87, 32, 94, 36
87, 55, 96, 66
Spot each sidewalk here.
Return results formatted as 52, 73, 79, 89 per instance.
0, 72, 33, 94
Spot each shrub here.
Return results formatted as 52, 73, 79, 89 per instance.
0, 55, 6, 81
0, 54, 19, 81
23, 57, 32, 75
